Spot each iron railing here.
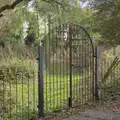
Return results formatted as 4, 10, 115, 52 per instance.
1, 23, 120, 120
40, 23, 95, 115
0, 68, 38, 120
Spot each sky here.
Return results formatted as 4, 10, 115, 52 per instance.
80, 1, 89, 8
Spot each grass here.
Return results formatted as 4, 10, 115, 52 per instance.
0, 56, 93, 120
0, 46, 120, 120
1, 71, 93, 120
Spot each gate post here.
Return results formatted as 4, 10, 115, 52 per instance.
69, 23, 73, 107
95, 46, 100, 101
38, 44, 44, 117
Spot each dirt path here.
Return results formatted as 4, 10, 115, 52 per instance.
42, 100, 120, 120
63, 109, 120, 120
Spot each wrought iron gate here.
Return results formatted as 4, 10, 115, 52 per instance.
38, 23, 95, 117
2, 23, 120, 120
69, 24, 95, 107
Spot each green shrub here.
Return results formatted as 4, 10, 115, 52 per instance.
100, 57, 120, 100
0, 58, 37, 81
0, 58, 37, 119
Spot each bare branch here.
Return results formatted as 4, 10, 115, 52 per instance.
0, 14, 3, 18
0, 0, 31, 18
0, 0, 65, 18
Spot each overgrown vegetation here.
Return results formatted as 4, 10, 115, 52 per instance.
1, 0, 120, 119
0, 47, 38, 119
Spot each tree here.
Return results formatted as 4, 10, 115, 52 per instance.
0, 0, 67, 18
86, 0, 120, 46
0, 0, 93, 46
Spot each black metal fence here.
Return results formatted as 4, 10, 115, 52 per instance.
38, 23, 95, 116
0, 68, 38, 120
1, 23, 120, 120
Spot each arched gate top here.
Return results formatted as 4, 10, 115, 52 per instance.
69, 23, 94, 56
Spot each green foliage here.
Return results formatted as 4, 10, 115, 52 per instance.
0, 56, 37, 119
87, 0, 120, 45
0, 80, 15, 117
0, 57, 37, 78
99, 56, 120, 101
0, 0, 94, 119
0, 0, 93, 45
